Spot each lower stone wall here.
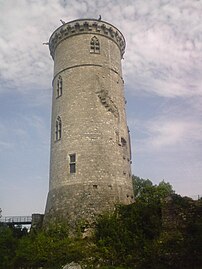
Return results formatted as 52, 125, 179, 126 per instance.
44, 182, 133, 229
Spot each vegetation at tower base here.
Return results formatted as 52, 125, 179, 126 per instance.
0, 224, 28, 269
1, 176, 202, 269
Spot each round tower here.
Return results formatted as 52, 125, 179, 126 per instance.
44, 19, 134, 227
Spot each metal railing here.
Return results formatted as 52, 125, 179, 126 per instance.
190, 195, 202, 200
0, 216, 32, 224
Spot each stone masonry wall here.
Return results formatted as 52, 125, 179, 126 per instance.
44, 19, 134, 228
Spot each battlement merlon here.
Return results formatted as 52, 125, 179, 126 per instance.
49, 19, 126, 60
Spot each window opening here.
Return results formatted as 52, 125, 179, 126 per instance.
90, 36, 100, 54
56, 76, 62, 98
69, 153, 76, 174
121, 137, 128, 158
55, 116, 62, 141
108, 185, 112, 190
121, 137, 127, 147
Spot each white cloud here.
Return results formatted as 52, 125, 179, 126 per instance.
131, 116, 202, 154
0, 0, 63, 93
148, 120, 202, 149
121, 0, 202, 98
0, 141, 14, 151
0, 0, 202, 214
0, 0, 201, 99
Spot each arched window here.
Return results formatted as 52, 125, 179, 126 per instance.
56, 76, 62, 98
90, 36, 100, 54
55, 116, 62, 141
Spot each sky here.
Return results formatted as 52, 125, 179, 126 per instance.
0, 0, 202, 216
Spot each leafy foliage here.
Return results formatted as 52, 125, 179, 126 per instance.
0, 177, 202, 269
94, 177, 202, 269
0, 224, 28, 269
14, 222, 87, 269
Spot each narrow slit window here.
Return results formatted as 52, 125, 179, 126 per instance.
121, 137, 127, 157
55, 116, 62, 141
121, 137, 127, 147
90, 36, 100, 54
56, 76, 62, 98
69, 153, 76, 174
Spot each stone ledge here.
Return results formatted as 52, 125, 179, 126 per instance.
52, 63, 122, 85
49, 19, 126, 59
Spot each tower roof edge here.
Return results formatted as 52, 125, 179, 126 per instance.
49, 18, 126, 60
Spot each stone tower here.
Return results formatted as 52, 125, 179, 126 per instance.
44, 19, 134, 227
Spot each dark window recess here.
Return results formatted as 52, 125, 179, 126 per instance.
55, 116, 62, 141
70, 154, 76, 163
121, 137, 127, 147
70, 163, 76, 173
93, 184, 98, 189
56, 76, 62, 98
69, 154, 76, 174
90, 36, 100, 54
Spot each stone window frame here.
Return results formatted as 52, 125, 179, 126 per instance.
90, 36, 100, 54
56, 75, 62, 98
69, 153, 76, 174
55, 116, 62, 141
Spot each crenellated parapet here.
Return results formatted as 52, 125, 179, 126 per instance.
49, 19, 126, 59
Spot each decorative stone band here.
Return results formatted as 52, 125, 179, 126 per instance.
49, 19, 126, 59
52, 63, 123, 85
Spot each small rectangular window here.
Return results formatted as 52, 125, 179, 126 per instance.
69, 154, 76, 174
70, 154, 76, 163
70, 163, 76, 173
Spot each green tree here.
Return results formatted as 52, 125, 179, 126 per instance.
132, 176, 173, 199
95, 177, 175, 269
158, 195, 202, 269
1, 177, 201, 269
0, 225, 16, 269
0, 224, 27, 269
132, 176, 153, 198
15, 222, 88, 269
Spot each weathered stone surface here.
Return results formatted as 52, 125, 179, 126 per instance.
49, 19, 126, 59
44, 18, 134, 228
31, 213, 44, 229
62, 262, 82, 269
